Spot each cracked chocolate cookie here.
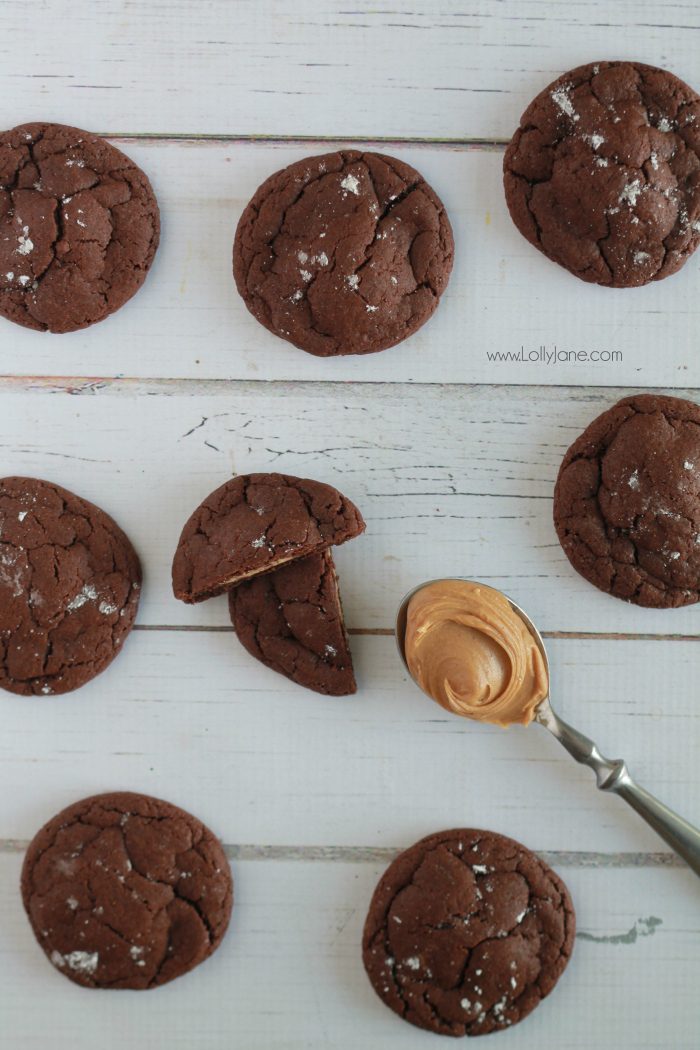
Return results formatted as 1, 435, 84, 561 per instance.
229, 549, 356, 695
503, 62, 700, 286
172, 472, 365, 604
233, 150, 454, 356
362, 828, 575, 1037
21, 792, 233, 990
0, 122, 160, 332
554, 393, 700, 607
0, 476, 141, 695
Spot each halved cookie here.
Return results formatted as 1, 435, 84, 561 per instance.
229, 549, 356, 695
172, 473, 365, 603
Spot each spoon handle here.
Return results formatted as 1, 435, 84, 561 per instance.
537, 700, 700, 877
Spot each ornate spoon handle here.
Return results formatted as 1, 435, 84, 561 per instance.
536, 698, 700, 877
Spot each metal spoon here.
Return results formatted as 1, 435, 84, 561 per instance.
396, 578, 700, 878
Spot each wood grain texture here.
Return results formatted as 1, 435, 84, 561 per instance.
1, 0, 699, 140
1, 851, 698, 1049
0, 632, 697, 854
2, 378, 700, 634
2, 139, 700, 386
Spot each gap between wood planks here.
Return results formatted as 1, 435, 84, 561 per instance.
132, 625, 700, 642
54, 133, 510, 151
0, 839, 681, 867
0, 376, 693, 396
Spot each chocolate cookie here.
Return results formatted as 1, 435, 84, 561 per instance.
172, 473, 365, 604
233, 150, 454, 356
504, 62, 700, 286
0, 477, 141, 695
362, 829, 575, 1037
554, 393, 700, 607
229, 549, 356, 695
0, 122, 160, 332
21, 792, 233, 990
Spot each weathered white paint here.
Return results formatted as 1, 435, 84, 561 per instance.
1, 379, 699, 635
1, 851, 698, 1049
0, 631, 697, 854
2, 140, 700, 386
0, 1, 698, 140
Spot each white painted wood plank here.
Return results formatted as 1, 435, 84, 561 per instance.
0, 850, 697, 1049
3, 379, 700, 635
2, 139, 700, 386
0, 633, 697, 853
1, 0, 700, 141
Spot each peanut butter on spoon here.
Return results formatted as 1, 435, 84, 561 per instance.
403, 579, 548, 726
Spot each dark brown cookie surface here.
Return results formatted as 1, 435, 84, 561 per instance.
0, 122, 160, 332
21, 792, 233, 990
363, 829, 575, 1037
233, 150, 454, 356
554, 393, 700, 607
0, 476, 141, 695
172, 473, 365, 603
504, 62, 700, 286
229, 549, 356, 695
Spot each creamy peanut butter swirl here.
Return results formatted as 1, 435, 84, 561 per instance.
403, 580, 548, 727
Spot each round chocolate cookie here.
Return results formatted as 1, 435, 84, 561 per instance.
0, 476, 141, 695
362, 829, 575, 1037
172, 472, 365, 604
233, 150, 454, 356
0, 122, 160, 332
229, 549, 356, 695
21, 792, 233, 990
504, 62, 700, 286
554, 393, 700, 607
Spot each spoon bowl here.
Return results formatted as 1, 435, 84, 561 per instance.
396, 577, 700, 877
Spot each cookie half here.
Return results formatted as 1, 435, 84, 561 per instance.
504, 61, 700, 286
21, 792, 233, 990
553, 393, 700, 607
0, 122, 160, 332
229, 549, 356, 695
0, 476, 141, 695
362, 828, 575, 1037
233, 150, 454, 356
172, 473, 365, 603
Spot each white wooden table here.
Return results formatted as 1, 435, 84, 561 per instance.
1, 3, 699, 1047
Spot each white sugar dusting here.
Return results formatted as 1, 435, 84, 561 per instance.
17, 511, 27, 521
340, 174, 360, 195
472, 864, 489, 874
551, 84, 579, 121
620, 180, 643, 207
251, 535, 267, 549
16, 225, 33, 255
65, 157, 85, 168
346, 274, 360, 290
50, 949, 98, 975
586, 133, 605, 149
628, 470, 640, 490
5, 272, 13, 281
66, 897, 78, 910
67, 583, 98, 611
366, 304, 378, 313
297, 251, 308, 264
461, 998, 472, 1011
324, 644, 337, 656
684, 460, 694, 470
98, 600, 118, 615
633, 251, 650, 264
404, 956, 420, 970
300, 269, 312, 282
657, 116, 673, 132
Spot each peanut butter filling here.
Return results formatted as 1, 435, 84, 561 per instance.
403, 580, 548, 727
